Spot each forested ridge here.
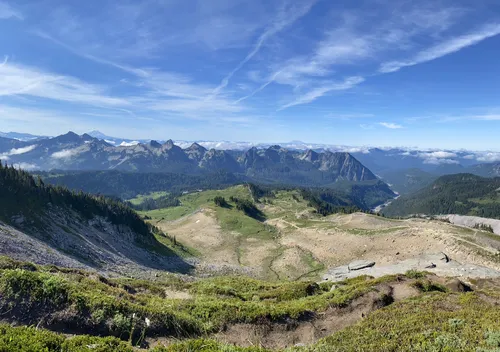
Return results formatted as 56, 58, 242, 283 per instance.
382, 173, 500, 219
0, 162, 157, 242
39, 170, 395, 213
39, 170, 241, 199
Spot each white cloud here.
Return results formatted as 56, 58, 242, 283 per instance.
0, 145, 37, 161
380, 23, 500, 73
0, 1, 22, 20
0, 61, 128, 107
476, 152, 500, 163
6, 145, 37, 155
417, 151, 459, 165
280, 76, 364, 109
13, 162, 38, 171
211, 0, 317, 97
379, 122, 403, 129
420, 151, 457, 159
119, 141, 140, 147
51, 148, 82, 159
423, 158, 459, 165
240, 3, 464, 106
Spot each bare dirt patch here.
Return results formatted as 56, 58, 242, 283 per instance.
159, 209, 240, 266
214, 281, 419, 349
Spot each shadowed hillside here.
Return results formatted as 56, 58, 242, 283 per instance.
0, 161, 193, 275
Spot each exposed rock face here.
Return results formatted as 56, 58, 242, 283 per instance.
199, 149, 241, 173
0, 208, 194, 277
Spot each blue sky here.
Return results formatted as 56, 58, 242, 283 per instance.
1, 0, 500, 149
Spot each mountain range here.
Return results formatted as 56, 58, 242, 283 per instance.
0, 132, 377, 185
2, 131, 500, 196
3, 130, 500, 174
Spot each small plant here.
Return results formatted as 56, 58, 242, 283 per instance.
412, 279, 448, 293
485, 331, 500, 347
405, 269, 426, 279
448, 318, 465, 331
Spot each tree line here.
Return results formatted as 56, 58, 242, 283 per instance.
0, 162, 158, 243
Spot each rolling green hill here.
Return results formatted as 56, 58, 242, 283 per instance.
382, 173, 500, 218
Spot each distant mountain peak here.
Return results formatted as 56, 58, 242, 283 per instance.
149, 140, 162, 148
163, 139, 175, 149
54, 131, 81, 143
81, 133, 94, 141
302, 149, 319, 162
87, 130, 108, 139
268, 145, 283, 151
188, 142, 207, 152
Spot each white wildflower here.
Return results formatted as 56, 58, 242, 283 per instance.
145, 317, 151, 327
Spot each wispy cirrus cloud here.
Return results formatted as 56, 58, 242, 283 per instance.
380, 23, 500, 73
0, 61, 127, 107
279, 76, 364, 110
379, 122, 403, 129
0, 57, 246, 123
0, 1, 22, 20
249, 3, 467, 109
211, 0, 318, 97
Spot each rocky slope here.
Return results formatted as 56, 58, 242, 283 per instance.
0, 162, 193, 276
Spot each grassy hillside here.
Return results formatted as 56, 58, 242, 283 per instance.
4, 256, 500, 351
382, 173, 500, 218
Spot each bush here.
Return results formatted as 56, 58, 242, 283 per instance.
412, 279, 448, 293
405, 269, 426, 279
213, 196, 229, 208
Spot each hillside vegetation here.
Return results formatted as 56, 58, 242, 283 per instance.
4, 256, 500, 351
0, 162, 154, 243
382, 174, 500, 218
41, 170, 396, 212
0, 162, 192, 275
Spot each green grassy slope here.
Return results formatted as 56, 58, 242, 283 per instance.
4, 256, 500, 351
